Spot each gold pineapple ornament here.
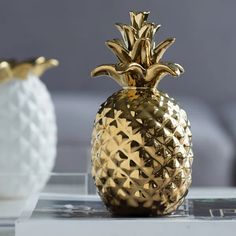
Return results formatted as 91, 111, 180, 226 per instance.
91, 11, 193, 216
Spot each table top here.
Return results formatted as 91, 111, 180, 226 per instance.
1, 187, 236, 236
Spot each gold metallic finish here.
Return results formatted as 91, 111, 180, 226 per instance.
0, 57, 59, 83
91, 11, 193, 216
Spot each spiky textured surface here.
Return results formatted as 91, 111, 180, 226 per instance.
0, 75, 57, 198
92, 89, 193, 215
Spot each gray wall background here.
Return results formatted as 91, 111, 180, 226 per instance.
0, 0, 236, 104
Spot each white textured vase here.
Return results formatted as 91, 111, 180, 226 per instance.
0, 57, 58, 198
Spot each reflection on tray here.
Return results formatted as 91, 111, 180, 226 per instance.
32, 198, 236, 220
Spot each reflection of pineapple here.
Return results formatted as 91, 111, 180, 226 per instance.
0, 57, 58, 198
91, 12, 193, 216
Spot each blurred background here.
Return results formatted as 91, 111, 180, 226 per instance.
1, 0, 236, 186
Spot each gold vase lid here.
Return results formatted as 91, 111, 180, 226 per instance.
91, 11, 184, 88
0, 57, 59, 84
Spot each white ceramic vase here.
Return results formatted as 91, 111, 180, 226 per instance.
0, 57, 58, 198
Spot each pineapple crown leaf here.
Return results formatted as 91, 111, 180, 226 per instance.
0, 57, 59, 84
115, 24, 136, 50
129, 11, 150, 29
105, 39, 131, 63
91, 11, 184, 88
91, 64, 122, 84
153, 38, 176, 63
116, 62, 145, 77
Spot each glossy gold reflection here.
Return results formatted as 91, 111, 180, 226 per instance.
91, 11, 193, 216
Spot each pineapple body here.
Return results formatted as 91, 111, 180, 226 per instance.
0, 74, 57, 198
92, 89, 193, 215
91, 11, 194, 216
